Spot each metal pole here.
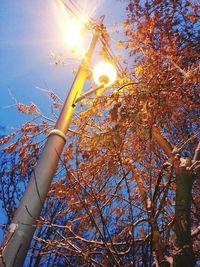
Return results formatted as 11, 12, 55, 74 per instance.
0, 29, 99, 267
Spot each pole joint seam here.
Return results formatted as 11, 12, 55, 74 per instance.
48, 129, 67, 143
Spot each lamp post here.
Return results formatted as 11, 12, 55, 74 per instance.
0, 25, 101, 267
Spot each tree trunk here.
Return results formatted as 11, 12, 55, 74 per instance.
174, 168, 195, 267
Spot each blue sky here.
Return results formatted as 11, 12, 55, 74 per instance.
0, 0, 125, 132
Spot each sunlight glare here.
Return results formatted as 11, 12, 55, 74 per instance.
64, 15, 86, 53
53, 0, 103, 57
54, 1, 88, 56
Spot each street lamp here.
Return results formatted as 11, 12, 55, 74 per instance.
93, 61, 117, 86
0, 17, 117, 267
76, 62, 117, 103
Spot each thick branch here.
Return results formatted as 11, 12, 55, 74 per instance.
152, 125, 173, 158
193, 141, 200, 162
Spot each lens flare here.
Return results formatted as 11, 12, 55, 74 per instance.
93, 62, 117, 86
54, 0, 90, 56
64, 15, 88, 52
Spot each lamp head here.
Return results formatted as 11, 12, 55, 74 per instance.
93, 62, 117, 86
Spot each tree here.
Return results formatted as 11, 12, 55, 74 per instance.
122, 0, 200, 265
0, 0, 199, 266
